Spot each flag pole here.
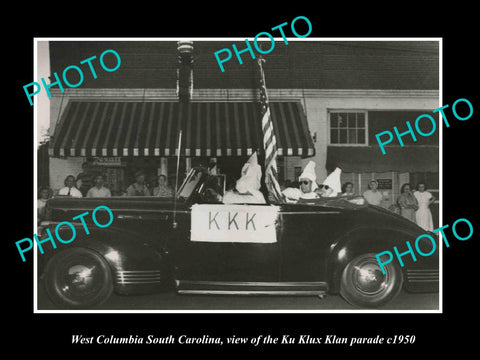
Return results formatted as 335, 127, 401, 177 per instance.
257, 54, 284, 203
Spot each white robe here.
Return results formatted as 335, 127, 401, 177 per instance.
223, 189, 266, 204
282, 187, 319, 201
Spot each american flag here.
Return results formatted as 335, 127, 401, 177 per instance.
257, 57, 284, 203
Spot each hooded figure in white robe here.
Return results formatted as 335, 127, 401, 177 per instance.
223, 152, 266, 204
282, 161, 319, 201
317, 167, 342, 197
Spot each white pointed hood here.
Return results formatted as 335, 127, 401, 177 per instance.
299, 161, 318, 191
322, 167, 342, 194
236, 152, 262, 194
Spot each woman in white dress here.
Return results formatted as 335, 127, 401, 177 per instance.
413, 182, 435, 231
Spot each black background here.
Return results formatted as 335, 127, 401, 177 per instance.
6, 5, 478, 356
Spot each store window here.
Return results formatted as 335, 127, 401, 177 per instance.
90, 157, 126, 196
329, 111, 367, 145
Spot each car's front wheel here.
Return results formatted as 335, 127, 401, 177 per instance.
43, 247, 113, 309
340, 252, 403, 308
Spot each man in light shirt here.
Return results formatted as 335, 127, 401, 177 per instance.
58, 175, 83, 198
87, 174, 112, 198
282, 161, 319, 201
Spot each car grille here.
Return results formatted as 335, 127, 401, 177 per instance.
406, 269, 439, 283
115, 270, 162, 285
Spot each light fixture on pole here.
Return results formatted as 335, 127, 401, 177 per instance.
176, 40, 194, 102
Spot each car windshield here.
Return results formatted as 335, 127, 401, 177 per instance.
176, 168, 203, 199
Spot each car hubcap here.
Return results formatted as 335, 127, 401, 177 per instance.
353, 259, 389, 295
56, 258, 105, 302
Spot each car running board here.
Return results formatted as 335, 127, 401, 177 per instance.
176, 280, 328, 296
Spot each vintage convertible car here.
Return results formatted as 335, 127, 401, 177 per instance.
37, 167, 439, 309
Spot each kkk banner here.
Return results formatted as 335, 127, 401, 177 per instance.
190, 204, 279, 243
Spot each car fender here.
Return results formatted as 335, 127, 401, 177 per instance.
326, 226, 425, 294
38, 223, 167, 294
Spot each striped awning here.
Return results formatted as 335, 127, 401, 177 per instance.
49, 101, 315, 158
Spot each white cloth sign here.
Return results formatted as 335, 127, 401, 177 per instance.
191, 204, 279, 243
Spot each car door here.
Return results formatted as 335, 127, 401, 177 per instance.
170, 202, 281, 286
278, 203, 347, 282
222, 203, 281, 283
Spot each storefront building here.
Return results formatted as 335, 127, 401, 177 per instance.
44, 40, 439, 223
48, 94, 314, 194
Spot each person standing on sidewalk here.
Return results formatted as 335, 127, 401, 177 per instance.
414, 182, 435, 231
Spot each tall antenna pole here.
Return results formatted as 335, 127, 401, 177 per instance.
172, 130, 182, 229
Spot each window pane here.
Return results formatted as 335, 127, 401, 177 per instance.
357, 112, 365, 127
348, 129, 357, 144
338, 113, 347, 128
330, 113, 338, 127
347, 113, 356, 128
330, 111, 368, 144
357, 130, 365, 144
330, 129, 338, 144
